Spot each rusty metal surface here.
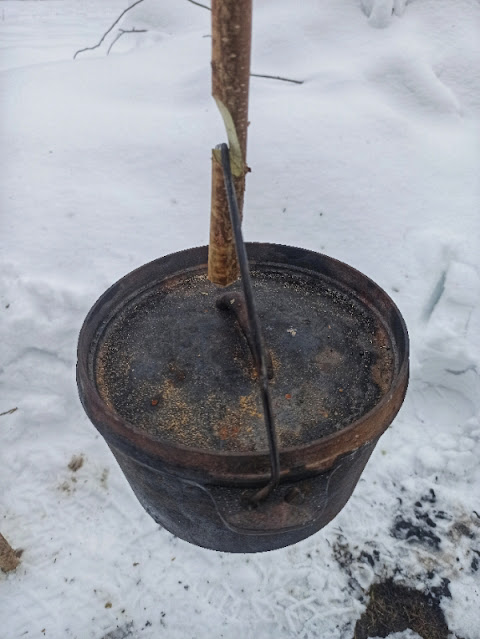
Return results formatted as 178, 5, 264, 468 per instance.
77, 243, 409, 552
94, 269, 392, 453
108, 439, 377, 553
78, 244, 408, 484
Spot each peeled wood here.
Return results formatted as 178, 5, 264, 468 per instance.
208, 0, 252, 286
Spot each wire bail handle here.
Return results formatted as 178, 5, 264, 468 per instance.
217, 143, 280, 504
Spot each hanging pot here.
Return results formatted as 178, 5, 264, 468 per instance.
77, 239, 409, 553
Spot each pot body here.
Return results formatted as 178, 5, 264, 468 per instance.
109, 440, 377, 552
77, 243, 409, 552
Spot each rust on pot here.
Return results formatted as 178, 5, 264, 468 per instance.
77, 243, 409, 552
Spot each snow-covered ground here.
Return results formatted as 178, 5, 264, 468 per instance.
1, 1, 479, 637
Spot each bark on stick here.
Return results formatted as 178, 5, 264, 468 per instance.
208, 0, 252, 286
0, 533, 20, 573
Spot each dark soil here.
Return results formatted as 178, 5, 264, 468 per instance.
353, 579, 450, 639
391, 516, 441, 549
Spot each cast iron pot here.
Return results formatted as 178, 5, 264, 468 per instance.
77, 243, 409, 553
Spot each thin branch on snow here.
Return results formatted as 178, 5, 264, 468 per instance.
187, 0, 211, 10
251, 73, 304, 85
72, 0, 302, 89
107, 28, 148, 56
0, 407, 17, 417
73, 0, 145, 59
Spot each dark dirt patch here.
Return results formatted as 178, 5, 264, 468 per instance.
449, 521, 475, 541
392, 516, 441, 549
471, 550, 480, 572
100, 621, 134, 639
421, 488, 437, 504
390, 488, 448, 550
429, 578, 451, 601
68, 454, 84, 472
353, 579, 450, 639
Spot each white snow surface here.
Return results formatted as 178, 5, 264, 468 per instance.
371, 631, 423, 639
1, 1, 479, 638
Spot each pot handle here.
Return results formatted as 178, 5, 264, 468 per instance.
217, 143, 280, 505
216, 292, 274, 381
180, 452, 356, 535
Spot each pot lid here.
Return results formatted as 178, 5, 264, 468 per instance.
93, 261, 396, 454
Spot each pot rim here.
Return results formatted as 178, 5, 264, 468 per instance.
77, 243, 409, 484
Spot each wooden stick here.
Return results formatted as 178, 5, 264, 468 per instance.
0, 533, 20, 573
207, 0, 252, 286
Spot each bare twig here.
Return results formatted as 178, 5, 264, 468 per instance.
107, 28, 148, 55
187, 0, 211, 9
107, 31, 125, 56
0, 407, 17, 417
251, 73, 304, 85
73, 0, 145, 59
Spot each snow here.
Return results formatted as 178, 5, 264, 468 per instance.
371, 631, 423, 639
1, 1, 479, 638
